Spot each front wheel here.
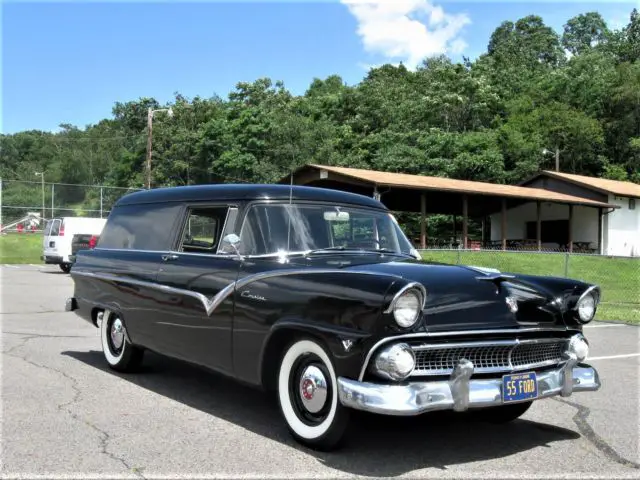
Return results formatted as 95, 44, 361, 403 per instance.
277, 338, 350, 451
100, 310, 144, 372
59, 263, 71, 273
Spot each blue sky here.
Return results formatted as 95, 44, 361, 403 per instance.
1, 0, 637, 134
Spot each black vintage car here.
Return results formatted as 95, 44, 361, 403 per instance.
65, 184, 601, 450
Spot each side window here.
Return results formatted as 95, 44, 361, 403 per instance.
331, 220, 351, 246
98, 203, 182, 251
351, 218, 375, 243
50, 219, 61, 236
178, 207, 230, 254
43, 220, 53, 236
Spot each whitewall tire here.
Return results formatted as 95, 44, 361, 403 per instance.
100, 309, 144, 372
277, 337, 350, 450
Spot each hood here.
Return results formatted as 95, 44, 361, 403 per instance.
344, 259, 567, 332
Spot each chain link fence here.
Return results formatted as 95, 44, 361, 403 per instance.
418, 248, 640, 322
0, 179, 143, 231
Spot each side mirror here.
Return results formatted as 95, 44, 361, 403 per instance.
221, 233, 243, 259
223, 233, 241, 246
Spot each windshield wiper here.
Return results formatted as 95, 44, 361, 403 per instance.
304, 246, 411, 258
366, 248, 413, 257
304, 246, 349, 256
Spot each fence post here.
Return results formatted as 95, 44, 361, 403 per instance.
457, 247, 461, 265
100, 187, 103, 218
51, 183, 55, 219
564, 252, 569, 277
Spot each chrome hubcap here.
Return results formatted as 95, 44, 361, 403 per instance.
110, 318, 125, 350
298, 365, 327, 413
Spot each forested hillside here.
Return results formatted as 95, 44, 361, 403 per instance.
2, 10, 639, 195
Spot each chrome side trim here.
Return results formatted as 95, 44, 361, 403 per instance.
73, 270, 232, 316
339, 363, 601, 416
72, 268, 402, 317
357, 327, 575, 381
382, 281, 427, 314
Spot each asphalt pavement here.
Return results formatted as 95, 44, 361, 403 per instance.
2, 264, 639, 478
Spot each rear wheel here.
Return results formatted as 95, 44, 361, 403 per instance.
59, 263, 71, 273
474, 401, 533, 423
100, 310, 144, 372
277, 337, 350, 451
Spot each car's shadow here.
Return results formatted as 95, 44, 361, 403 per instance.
62, 349, 580, 476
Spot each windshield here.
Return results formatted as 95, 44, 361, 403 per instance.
236, 203, 414, 256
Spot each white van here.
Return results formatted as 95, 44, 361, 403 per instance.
42, 217, 107, 272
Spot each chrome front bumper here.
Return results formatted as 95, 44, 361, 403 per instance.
337, 358, 601, 416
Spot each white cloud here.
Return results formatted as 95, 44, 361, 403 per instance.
341, 0, 471, 70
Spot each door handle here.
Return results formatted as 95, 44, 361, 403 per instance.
161, 254, 179, 262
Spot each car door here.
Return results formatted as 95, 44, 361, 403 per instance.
43, 218, 62, 259
154, 204, 241, 375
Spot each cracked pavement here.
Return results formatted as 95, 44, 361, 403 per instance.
1, 264, 639, 478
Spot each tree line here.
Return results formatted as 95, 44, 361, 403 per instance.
1, 9, 639, 236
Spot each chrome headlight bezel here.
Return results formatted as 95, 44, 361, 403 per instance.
573, 286, 600, 324
384, 282, 427, 329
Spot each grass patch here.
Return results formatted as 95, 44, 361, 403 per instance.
421, 250, 640, 324
0, 233, 43, 264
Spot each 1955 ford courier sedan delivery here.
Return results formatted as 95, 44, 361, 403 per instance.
66, 184, 601, 450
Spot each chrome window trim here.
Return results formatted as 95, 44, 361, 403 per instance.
72, 268, 402, 317
357, 327, 576, 381
93, 246, 411, 261
216, 207, 239, 254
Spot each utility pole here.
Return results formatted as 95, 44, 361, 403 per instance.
35, 171, 45, 220
543, 147, 561, 172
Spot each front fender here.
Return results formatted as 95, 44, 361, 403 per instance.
231, 268, 404, 388
258, 317, 373, 390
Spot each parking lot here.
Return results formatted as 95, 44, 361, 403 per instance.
2, 264, 639, 478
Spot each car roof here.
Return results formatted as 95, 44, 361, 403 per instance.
114, 184, 387, 210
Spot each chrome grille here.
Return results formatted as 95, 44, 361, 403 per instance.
411, 339, 567, 376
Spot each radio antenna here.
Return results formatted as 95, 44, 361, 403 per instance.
286, 157, 294, 252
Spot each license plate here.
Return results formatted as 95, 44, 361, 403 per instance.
502, 372, 538, 403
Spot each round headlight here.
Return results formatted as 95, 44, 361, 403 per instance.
577, 293, 596, 323
393, 289, 422, 328
373, 343, 415, 381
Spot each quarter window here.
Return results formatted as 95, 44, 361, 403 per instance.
98, 203, 181, 251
